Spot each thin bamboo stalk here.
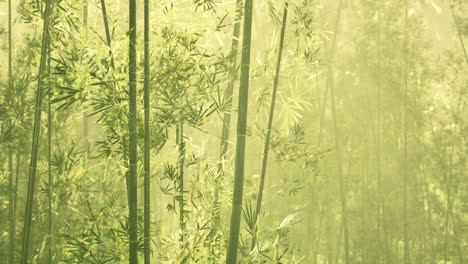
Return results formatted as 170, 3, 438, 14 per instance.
448, 0, 468, 64
8, 0, 14, 261
143, 0, 151, 261
326, 0, 349, 262
83, 0, 89, 153
178, 121, 185, 246
8, 151, 14, 264
208, 2, 243, 261
47, 51, 53, 264
376, 6, 390, 264
212, 0, 243, 228
450, 212, 465, 264
128, 0, 139, 260
225, 0, 254, 263
251, 1, 289, 251
20, 0, 53, 262
421, 167, 435, 262
100, 0, 115, 68
403, 0, 409, 262
13, 152, 20, 258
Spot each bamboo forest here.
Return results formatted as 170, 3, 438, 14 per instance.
0, 0, 466, 263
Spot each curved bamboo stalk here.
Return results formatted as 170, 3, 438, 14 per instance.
225, 0, 254, 263
250, 1, 289, 251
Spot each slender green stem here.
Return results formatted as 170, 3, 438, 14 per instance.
251, 1, 288, 251
403, 0, 409, 263
213, 0, 243, 229
421, 167, 435, 262
128, 0, 139, 261
450, 212, 464, 264
143, 0, 151, 262
327, 0, 349, 262
209, 2, 243, 262
8, 151, 14, 264
83, 0, 89, 153
376, 6, 390, 264
21, 0, 53, 262
7, 0, 14, 261
178, 122, 186, 247
225, 0, 254, 263
448, 0, 468, 64
47, 50, 53, 264
100, 0, 115, 68
13, 152, 20, 261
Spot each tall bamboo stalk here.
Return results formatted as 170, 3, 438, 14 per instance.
450, 212, 465, 264
100, 0, 115, 68
7, 0, 14, 262
448, 0, 468, 64
327, 0, 349, 262
443, 129, 457, 264
20, 0, 53, 262
403, 0, 409, 262
208, 3, 243, 261
83, 0, 89, 153
421, 167, 435, 262
128, 0, 139, 261
376, 6, 390, 263
177, 121, 185, 246
251, 1, 288, 250
143, 0, 151, 261
212, 0, 243, 228
47, 52, 53, 264
8, 152, 14, 264
13, 152, 20, 257
225, 0, 254, 263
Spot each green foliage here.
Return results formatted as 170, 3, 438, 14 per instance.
0, 0, 466, 263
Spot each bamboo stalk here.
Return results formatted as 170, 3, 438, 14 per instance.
250, 1, 289, 251
403, 0, 409, 262
83, 0, 89, 153
20, 0, 53, 262
8, 0, 14, 261
208, 2, 243, 261
8, 151, 14, 264
448, 0, 468, 64
326, 0, 349, 262
128, 0, 139, 260
421, 167, 435, 262
47, 50, 53, 264
178, 121, 185, 246
143, 0, 151, 261
450, 212, 465, 264
212, 0, 243, 229
12, 152, 20, 260
376, 6, 390, 264
100, 0, 115, 68
225, 0, 254, 263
